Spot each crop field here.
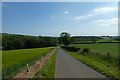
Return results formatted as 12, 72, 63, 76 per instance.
72, 43, 118, 58
2, 47, 53, 78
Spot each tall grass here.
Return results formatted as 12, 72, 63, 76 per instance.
66, 51, 119, 80
2, 47, 53, 78
62, 43, 119, 80
72, 43, 118, 58
72, 43, 119, 67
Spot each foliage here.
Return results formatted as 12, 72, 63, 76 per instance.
67, 51, 119, 80
61, 46, 80, 52
71, 36, 120, 44
2, 47, 53, 78
82, 48, 90, 53
2, 33, 57, 50
64, 43, 119, 79
59, 32, 71, 46
72, 43, 118, 58
71, 36, 101, 44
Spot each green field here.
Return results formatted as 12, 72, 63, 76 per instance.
64, 43, 119, 79
2, 47, 53, 78
72, 43, 118, 58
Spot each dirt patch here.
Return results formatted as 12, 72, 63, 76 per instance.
14, 48, 56, 78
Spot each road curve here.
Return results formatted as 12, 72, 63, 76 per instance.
55, 47, 108, 79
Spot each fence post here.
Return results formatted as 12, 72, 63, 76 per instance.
26, 64, 30, 72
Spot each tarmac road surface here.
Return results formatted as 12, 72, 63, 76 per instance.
55, 47, 108, 79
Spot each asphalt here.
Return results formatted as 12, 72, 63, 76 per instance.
55, 47, 109, 79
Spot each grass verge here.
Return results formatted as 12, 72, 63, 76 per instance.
64, 50, 119, 80
34, 48, 58, 78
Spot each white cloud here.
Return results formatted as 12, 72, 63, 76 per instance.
94, 7, 117, 14
74, 14, 92, 20
74, 6, 117, 20
93, 18, 118, 26
64, 11, 69, 14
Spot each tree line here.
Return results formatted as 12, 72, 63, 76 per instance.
2, 33, 58, 50
71, 36, 102, 44
59, 32, 103, 46
2, 32, 118, 50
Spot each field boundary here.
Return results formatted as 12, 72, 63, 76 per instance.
64, 49, 119, 80
14, 48, 56, 78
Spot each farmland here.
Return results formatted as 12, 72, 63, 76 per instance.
72, 43, 118, 58
2, 47, 54, 78
63, 43, 119, 79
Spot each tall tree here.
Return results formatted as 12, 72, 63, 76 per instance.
60, 32, 71, 46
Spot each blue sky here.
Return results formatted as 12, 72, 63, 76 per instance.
2, 2, 118, 36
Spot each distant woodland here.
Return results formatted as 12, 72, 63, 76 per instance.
1, 33, 119, 50
2, 33, 58, 50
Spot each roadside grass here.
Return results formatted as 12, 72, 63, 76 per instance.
62, 43, 119, 80
2, 47, 54, 78
66, 51, 119, 80
34, 48, 58, 78
72, 43, 119, 69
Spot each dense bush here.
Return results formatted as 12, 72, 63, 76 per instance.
82, 48, 90, 53
61, 46, 80, 52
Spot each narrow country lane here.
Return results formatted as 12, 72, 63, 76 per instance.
55, 47, 108, 79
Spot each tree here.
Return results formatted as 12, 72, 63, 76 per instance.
2, 33, 57, 50
60, 32, 71, 46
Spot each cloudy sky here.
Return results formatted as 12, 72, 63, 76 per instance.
2, 2, 118, 36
